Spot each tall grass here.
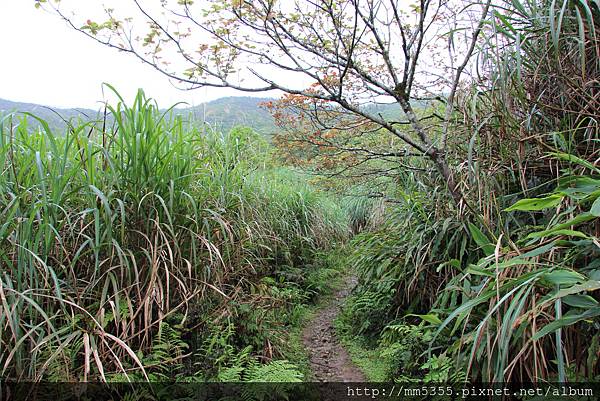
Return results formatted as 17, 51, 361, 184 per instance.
0, 87, 348, 381
340, 0, 599, 382
433, 0, 600, 382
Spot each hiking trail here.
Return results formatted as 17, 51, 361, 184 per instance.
302, 274, 366, 382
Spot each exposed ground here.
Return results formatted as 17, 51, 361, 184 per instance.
302, 274, 365, 382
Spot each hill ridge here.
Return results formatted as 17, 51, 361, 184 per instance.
0, 96, 278, 135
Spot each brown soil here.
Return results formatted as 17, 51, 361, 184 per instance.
302, 274, 366, 382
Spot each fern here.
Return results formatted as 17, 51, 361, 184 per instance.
238, 360, 304, 401
421, 354, 452, 382
375, 321, 461, 381
216, 345, 254, 382
344, 287, 394, 336
243, 360, 303, 382
143, 322, 189, 379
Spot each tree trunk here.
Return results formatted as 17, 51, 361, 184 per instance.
431, 150, 464, 207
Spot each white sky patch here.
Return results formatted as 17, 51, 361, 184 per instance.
0, 1, 268, 109
0, 1, 475, 110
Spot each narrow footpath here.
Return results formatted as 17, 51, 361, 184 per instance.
302, 274, 365, 382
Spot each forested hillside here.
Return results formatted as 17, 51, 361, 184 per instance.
0, 96, 278, 136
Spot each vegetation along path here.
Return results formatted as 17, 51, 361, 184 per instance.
302, 274, 365, 382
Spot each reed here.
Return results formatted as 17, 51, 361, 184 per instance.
0, 87, 348, 381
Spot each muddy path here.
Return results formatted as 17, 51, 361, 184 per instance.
302, 274, 366, 382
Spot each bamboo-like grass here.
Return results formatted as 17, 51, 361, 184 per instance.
433, 0, 600, 382
0, 86, 348, 381
342, 0, 599, 382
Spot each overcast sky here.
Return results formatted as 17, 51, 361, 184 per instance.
0, 1, 252, 109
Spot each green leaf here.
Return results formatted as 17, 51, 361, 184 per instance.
538, 280, 600, 308
527, 212, 596, 239
436, 259, 461, 272
532, 307, 600, 341
549, 152, 600, 174
468, 223, 495, 255
448, 259, 461, 268
558, 176, 600, 200
563, 295, 599, 309
505, 194, 563, 211
434, 270, 544, 339
406, 313, 442, 325
591, 197, 600, 217
495, 258, 535, 269
541, 269, 585, 287
589, 267, 600, 280
466, 264, 495, 277
528, 229, 589, 239
519, 242, 556, 258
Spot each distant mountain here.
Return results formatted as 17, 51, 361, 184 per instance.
0, 96, 278, 136
178, 96, 277, 135
0, 98, 98, 132
0, 96, 407, 137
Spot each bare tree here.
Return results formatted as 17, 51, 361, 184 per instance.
42, 0, 491, 205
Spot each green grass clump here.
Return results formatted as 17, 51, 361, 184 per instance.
0, 86, 348, 381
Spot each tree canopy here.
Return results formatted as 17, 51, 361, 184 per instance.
41, 0, 492, 205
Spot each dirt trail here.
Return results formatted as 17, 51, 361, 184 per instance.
302, 274, 365, 382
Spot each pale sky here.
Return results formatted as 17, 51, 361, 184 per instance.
0, 1, 454, 110
0, 1, 251, 109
